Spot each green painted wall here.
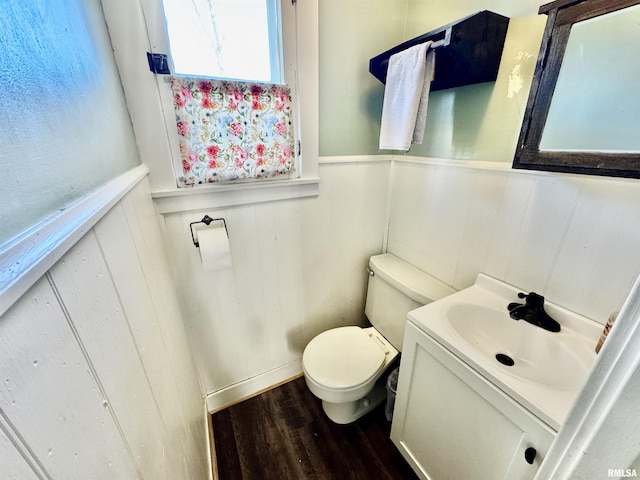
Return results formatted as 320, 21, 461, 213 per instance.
319, 0, 408, 156
319, 0, 547, 162
0, 0, 140, 247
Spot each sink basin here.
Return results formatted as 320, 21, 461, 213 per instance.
407, 273, 601, 430
447, 303, 591, 391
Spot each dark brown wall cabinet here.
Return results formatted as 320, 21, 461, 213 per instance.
369, 11, 510, 92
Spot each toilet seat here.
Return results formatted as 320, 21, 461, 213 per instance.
303, 326, 386, 389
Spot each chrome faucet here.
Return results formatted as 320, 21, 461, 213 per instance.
508, 292, 561, 332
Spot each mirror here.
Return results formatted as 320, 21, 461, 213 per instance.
513, 0, 640, 178
540, 5, 640, 152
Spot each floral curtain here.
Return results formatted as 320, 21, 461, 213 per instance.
170, 77, 296, 186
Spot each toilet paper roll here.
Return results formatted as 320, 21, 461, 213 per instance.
198, 226, 232, 271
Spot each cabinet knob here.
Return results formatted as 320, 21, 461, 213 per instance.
524, 447, 537, 465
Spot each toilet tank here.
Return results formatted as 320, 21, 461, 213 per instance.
365, 254, 455, 351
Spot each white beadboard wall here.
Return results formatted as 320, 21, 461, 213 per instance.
161, 160, 390, 409
387, 158, 640, 325
160, 156, 640, 411
0, 176, 208, 479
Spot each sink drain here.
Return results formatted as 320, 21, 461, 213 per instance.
495, 353, 515, 367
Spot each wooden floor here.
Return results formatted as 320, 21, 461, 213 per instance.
211, 376, 418, 480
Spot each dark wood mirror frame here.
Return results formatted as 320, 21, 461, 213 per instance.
513, 0, 640, 178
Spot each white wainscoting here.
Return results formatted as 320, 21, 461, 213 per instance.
387, 157, 640, 325
150, 154, 640, 414
159, 159, 391, 408
0, 172, 208, 479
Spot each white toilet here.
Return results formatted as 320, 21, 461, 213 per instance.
302, 253, 455, 424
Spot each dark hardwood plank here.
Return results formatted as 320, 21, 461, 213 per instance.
212, 376, 418, 480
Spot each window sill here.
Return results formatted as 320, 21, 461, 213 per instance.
151, 176, 320, 214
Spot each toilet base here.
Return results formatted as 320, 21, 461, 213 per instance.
321, 384, 387, 424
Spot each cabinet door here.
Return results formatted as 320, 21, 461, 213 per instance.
391, 323, 555, 480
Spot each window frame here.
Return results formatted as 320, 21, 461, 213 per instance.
159, 0, 299, 187
101, 0, 318, 203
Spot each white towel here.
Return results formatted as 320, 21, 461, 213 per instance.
379, 42, 436, 151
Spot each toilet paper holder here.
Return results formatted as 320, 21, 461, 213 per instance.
190, 215, 228, 247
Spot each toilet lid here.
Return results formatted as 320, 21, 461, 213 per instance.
303, 326, 386, 389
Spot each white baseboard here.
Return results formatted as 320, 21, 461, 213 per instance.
205, 361, 303, 413
205, 404, 215, 480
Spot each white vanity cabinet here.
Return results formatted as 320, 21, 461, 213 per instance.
391, 321, 556, 480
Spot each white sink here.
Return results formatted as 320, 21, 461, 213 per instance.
408, 274, 601, 430
447, 303, 592, 391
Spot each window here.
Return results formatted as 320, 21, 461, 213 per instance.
162, 0, 284, 84
159, 0, 297, 186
